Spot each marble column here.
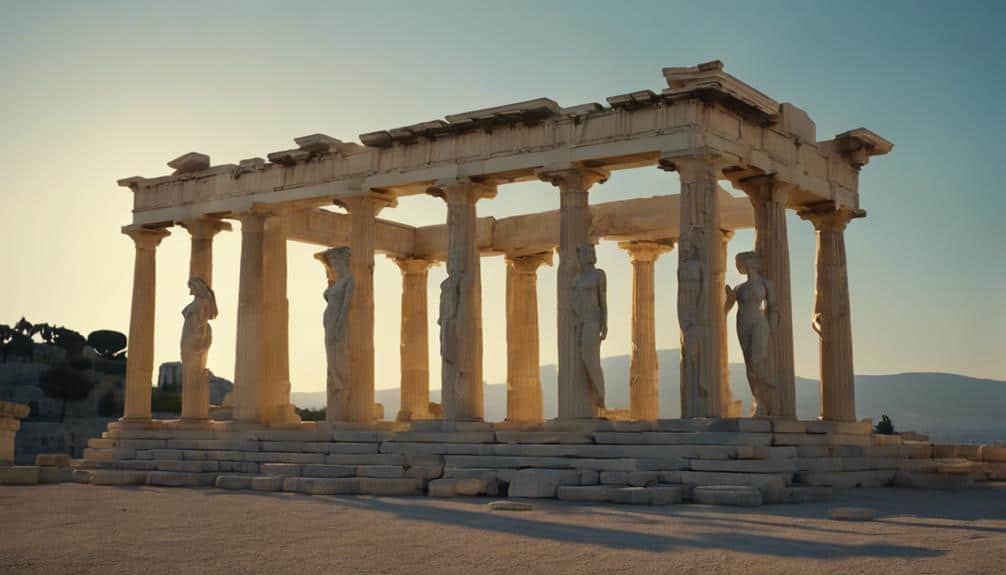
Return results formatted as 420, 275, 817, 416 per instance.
179, 218, 229, 421
717, 230, 741, 418
800, 204, 864, 422
395, 257, 434, 422
430, 180, 495, 421
618, 241, 672, 421
260, 213, 299, 426
505, 251, 552, 424
122, 227, 170, 422
740, 176, 796, 418
661, 156, 726, 418
233, 212, 266, 423
538, 167, 608, 420
334, 193, 394, 422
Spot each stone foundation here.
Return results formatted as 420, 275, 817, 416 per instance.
38, 417, 996, 506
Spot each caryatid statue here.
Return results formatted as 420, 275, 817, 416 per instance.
677, 228, 704, 405
323, 247, 354, 421
438, 257, 464, 408
572, 244, 607, 411
180, 277, 217, 420
725, 251, 779, 417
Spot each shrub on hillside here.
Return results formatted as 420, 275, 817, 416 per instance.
38, 362, 97, 421
875, 414, 895, 435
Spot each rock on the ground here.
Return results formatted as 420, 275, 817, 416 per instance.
488, 500, 534, 511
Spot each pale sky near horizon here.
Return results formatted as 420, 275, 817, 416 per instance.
2, 0, 1004, 396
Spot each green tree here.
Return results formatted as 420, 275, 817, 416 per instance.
38, 363, 96, 421
874, 414, 895, 435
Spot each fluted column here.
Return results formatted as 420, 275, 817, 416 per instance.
619, 241, 673, 421
430, 180, 495, 421
395, 257, 434, 422
261, 213, 299, 426
505, 251, 552, 424
179, 218, 229, 421
717, 229, 741, 417
740, 176, 796, 418
538, 167, 608, 420
661, 155, 726, 418
800, 204, 864, 422
334, 193, 395, 422
122, 226, 170, 422
233, 213, 266, 423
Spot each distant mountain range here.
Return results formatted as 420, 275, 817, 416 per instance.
292, 349, 1006, 444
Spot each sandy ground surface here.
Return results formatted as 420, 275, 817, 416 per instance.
2, 483, 1005, 575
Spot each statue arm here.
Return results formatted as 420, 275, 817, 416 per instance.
338, 279, 355, 330
724, 285, 736, 313
811, 291, 823, 336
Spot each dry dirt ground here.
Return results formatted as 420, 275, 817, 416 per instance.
2, 483, 1005, 575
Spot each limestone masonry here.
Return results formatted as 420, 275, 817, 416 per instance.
29, 62, 997, 508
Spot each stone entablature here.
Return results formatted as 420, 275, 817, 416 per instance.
119, 62, 891, 227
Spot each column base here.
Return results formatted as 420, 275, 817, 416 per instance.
543, 418, 615, 432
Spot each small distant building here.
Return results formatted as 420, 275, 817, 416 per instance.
156, 362, 233, 406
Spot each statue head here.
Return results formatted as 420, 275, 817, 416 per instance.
324, 247, 351, 275
735, 251, 761, 276
576, 244, 597, 267
188, 277, 218, 319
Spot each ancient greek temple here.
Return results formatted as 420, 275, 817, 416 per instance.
117, 61, 892, 431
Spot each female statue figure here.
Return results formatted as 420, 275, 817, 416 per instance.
323, 247, 354, 422
181, 277, 217, 420
725, 251, 779, 417
572, 244, 607, 411
677, 228, 704, 406
438, 268, 463, 411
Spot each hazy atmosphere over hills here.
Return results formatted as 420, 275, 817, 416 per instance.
292, 349, 1006, 444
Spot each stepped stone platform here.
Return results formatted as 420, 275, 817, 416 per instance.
28, 417, 1003, 506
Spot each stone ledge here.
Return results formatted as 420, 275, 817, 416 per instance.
692, 485, 763, 506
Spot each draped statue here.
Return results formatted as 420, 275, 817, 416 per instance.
323, 247, 354, 421
572, 244, 607, 411
677, 228, 704, 405
181, 277, 217, 419
726, 251, 779, 417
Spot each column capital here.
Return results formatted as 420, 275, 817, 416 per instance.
737, 174, 797, 206
720, 228, 736, 242
505, 250, 553, 272
180, 217, 232, 239
798, 202, 866, 231
657, 151, 734, 176
617, 240, 674, 263
536, 165, 609, 191
122, 226, 170, 249
427, 179, 497, 204
393, 257, 435, 275
335, 190, 397, 214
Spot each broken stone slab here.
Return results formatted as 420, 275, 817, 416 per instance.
35, 454, 71, 467
693, 485, 763, 507
828, 507, 876, 521
428, 478, 459, 497
607, 486, 653, 505
354, 465, 406, 479
167, 152, 210, 173
0, 465, 40, 485
649, 485, 684, 505
215, 475, 253, 490
508, 469, 579, 498
72, 469, 94, 484
488, 500, 534, 511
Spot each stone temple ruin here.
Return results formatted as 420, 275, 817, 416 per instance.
36, 62, 1004, 505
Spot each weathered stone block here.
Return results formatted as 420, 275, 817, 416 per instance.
326, 453, 406, 466
282, 477, 314, 494
980, 446, 1006, 462
302, 464, 355, 478
649, 485, 684, 505
797, 445, 831, 458
327, 443, 380, 455
772, 420, 807, 433
796, 458, 843, 472
455, 477, 491, 496
72, 469, 94, 483
492, 444, 579, 457
579, 470, 599, 485
607, 486, 652, 504
215, 475, 253, 490
261, 463, 302, 477
600, 471, 629, 485
428, 478, 458, 497
894, 471, 973, 490
380, 442, 448, 456
309, 478, 360, 495
678, 471, 788, 489
147, 471, 216, 487
488, 500, 533, 511
693, 485, 763, 506
557, 485, 609, 502
359, 477, 422, 495
246, 452, 324, 464
39, 466, 73, 484
508, 469, 578, 498
796, 470, 881, 488
0, 465, 40, 485
627, 471, 660, 487
690, 459, 796, 474
35, 453, 71, 467
494, 431, 591, 444
91, 470, 148, 485
251, 476, 284, 491
356, 465, 406, 479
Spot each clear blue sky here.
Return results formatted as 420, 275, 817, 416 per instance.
1, 0, 1003, 393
